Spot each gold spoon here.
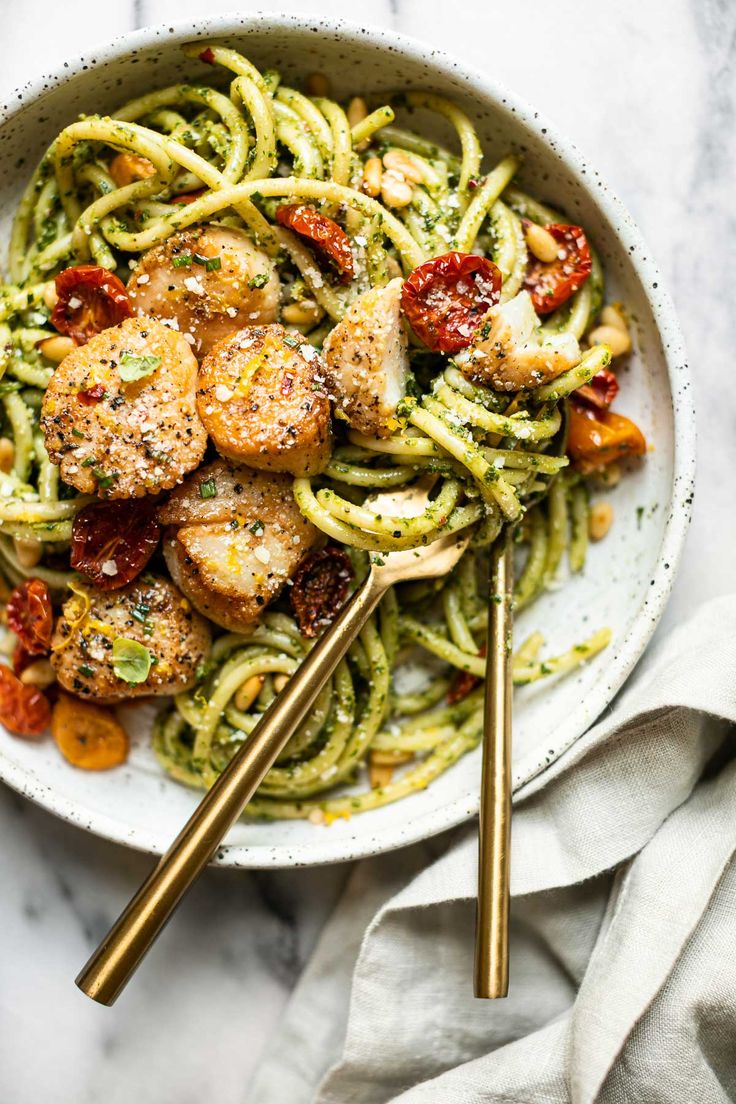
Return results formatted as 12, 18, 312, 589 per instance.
76, 483, 471, 1006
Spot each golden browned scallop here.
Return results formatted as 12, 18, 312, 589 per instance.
196, 324, 332, 477
128, 226, 280, 357
50, 575, 211, 703
322, 277, 409, 437
159, 459, 319, 632
41, 316, 207, 499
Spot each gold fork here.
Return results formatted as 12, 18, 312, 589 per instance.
76, 483, 471, 1005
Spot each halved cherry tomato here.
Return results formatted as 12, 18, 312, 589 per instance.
52, 265, 133, 345
290, 547, 354, 637
0, 665, 51, 737
575, 368, 619, 411
7, 578, 53, 655
400, 252, 502, 354
275, 204, 355, 284
446, 644, 486, 705
52, 693, 129, 770
523, 223, 592, 315
567, 401, 646, 473
109, 153, 155, 189
71, 499, 161, 590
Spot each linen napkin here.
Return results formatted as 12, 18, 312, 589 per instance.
248, 595, 736, 1104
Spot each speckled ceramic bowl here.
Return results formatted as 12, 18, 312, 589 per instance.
0, 14, 694, 867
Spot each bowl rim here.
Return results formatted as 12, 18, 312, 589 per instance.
0, 12, 695, 867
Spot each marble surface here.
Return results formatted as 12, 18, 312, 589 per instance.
0, 1, 732, 1100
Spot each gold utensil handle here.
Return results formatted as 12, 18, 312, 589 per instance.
474, 539, 513, 999
76, 568, 386, 1006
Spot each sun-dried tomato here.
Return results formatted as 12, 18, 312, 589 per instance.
523, 223, 592, 315
71, 499, 161, 590
275, 204, 355, 284
171, 189, 206, 205
400, 252, 502, 354
290, 547, 354, 637
78, 383, 106, 405
52, 265, 133, 345
7, 578, 53, 655
446, 644, 485, 704
575, 368, 619, 412
0, 665, 51, 738
567, 401, 647, 473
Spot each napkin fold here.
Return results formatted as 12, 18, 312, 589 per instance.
249, 596, 736, 1104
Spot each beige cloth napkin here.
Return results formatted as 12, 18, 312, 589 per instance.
249, 595, 736, 1103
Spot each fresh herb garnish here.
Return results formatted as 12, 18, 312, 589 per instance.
248, 272, 269, 289
194, 253, 221, 272
111, 638, 152, 684
199, 478, 217, 499
78, 663, 95, 678
172, 253, 193, 269
118, 352, 162, 382
249, 519, 265, 535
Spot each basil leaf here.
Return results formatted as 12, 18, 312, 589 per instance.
118, 352, 162, 382
112, 638, 152, 684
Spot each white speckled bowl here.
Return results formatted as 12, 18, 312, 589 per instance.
0, 15, 694, 867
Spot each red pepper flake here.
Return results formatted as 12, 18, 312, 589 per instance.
281, 372, 295, 396
78, 383, 106, 405
199, 47, 216, 64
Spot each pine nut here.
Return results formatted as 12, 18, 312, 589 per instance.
308, 807, 325, 824
273, 674, 289, 694
0, 437, 14, 473
370, 749, 413, 766
42, 283, 58, 311
382, 149, 424, 184
347, 96, 368, 129
589, 502, 614, 541
13, 538, 42, 569
369, 761, 395, 789
361, 157, 383, 197
281, 299, 323, 327
38, 335, 76, 363
234, 674, 264, 712
597, 462, 621, 488
601, 304, 628, 332
588, 324, 631, 357
305, 72, 330, 97
523, 220, 559, 264
381, 170, 413, 209
19, 659, 56, 690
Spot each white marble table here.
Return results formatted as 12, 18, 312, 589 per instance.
0, 1, 731, 1100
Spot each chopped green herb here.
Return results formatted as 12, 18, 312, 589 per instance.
82, 456, 97, 468
248, 272, 269, 289
283, 334, 300, 348
172, 253, 193, 269
118, 352, 162, 382
93, 468, 118, 489
130, 603, 151, 624
78, 663, 95, 678
112, 638, 152, 684
71, 428, 85, 439
249, 519, 264, 535
199, 477, 217, 499
194, 252, 221, 272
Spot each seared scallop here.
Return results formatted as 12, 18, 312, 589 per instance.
322, 277, 409, 437
197, 324, 332, 477
50, 575, 211, 703
41, 316, 207, 499
455, 290, 581, 391
128, 226, 280, 357
159, 459, 319, 632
